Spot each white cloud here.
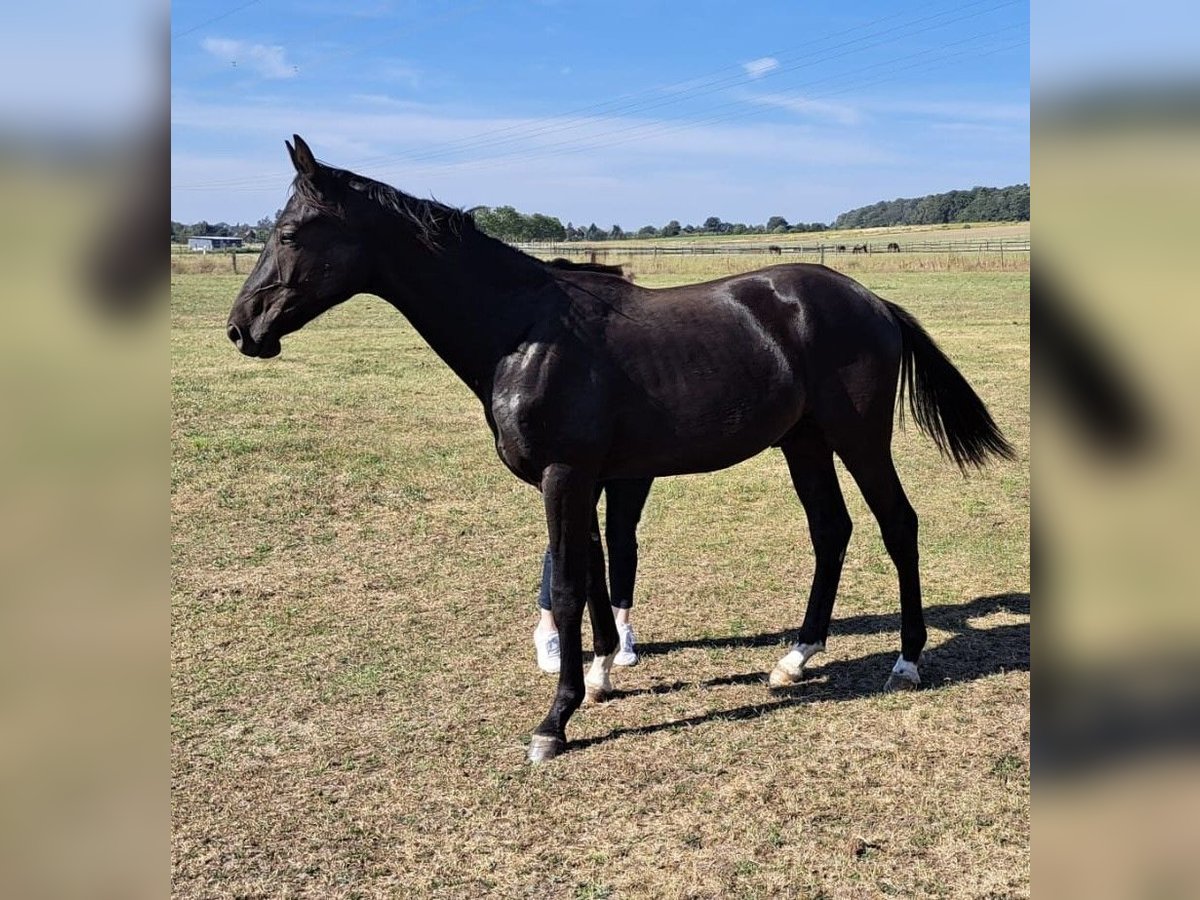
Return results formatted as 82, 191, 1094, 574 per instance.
201, 38, 296, 80
739, 92, 862, 126
881, 99, 1029, 123
930, 121, 1026, 139
377, 60, 421, 88
170, 96, 1023, 226
349, 93, 425, 111
169, 97, 892, 171
742, 57, 780, 79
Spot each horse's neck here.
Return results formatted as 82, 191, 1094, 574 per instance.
371, 230, 550, 401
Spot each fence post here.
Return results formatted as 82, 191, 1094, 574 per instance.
820, 244, 825, 265
230, 251, 238, 274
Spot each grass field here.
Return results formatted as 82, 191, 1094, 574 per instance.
172, 252, 1029, 898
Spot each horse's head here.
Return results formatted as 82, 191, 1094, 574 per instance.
226, 135, 372, 358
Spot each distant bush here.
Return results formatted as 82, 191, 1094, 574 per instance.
832, 185, 1029, 229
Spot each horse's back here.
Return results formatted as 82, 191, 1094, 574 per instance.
591, 264, 901, 476
616, 263, 900, 367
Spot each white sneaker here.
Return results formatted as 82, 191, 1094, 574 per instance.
614, 623, 638, 667
533, 627, 561, 673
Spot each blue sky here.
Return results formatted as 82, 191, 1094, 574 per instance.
171, 0, 1029, 228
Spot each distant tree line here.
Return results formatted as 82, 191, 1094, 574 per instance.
173, 183, 1029, 247
468, 206, 830, 243
833, 184, 1029, 230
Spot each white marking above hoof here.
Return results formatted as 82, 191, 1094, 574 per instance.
775, 642, 825, 676
585, 655, 614, 694
885, 655, 921, 691
769, 642, 824, 688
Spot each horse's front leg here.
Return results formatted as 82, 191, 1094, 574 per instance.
528, 463, 598, 763
584, 506, 618, 704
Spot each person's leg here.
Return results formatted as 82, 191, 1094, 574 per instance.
537, 547, 555, 622
533, 547, 560, 672
603, 478, 654, 664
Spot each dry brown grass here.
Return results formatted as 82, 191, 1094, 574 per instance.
172, 251, 258, 276
172, 258, 1028, 898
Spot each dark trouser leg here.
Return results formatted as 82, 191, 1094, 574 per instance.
537, 548, 552, 612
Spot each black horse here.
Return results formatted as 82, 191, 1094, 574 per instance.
226, 136, 1014, 762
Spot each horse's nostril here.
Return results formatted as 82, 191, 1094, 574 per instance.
227, 323, 243, 348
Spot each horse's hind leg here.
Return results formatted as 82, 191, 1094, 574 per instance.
838, 447, 924, 690
770, 429, 852, 688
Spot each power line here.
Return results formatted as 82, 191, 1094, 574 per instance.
291, 1, 489, 78
172, 9, 1026, 194
389, 1, 1024, 170
175, 32, 1026, 196
372, 34, 1028, 185
171, 0, 268, 41
342, 0, 1017, 171
175, 0, 1021, 190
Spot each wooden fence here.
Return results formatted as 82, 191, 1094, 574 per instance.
515, 238, 1029, 257
170, 237, 1030, 276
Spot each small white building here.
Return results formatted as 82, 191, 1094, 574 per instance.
188, 235, 244, 252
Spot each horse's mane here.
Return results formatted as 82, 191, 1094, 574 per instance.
291, 165, 473, 246
545, 258, 627, 279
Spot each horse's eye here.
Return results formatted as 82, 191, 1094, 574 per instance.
279, 230, 296, 244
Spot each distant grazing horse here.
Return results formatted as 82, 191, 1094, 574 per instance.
226, 136, 1014, 762
852, 244, 869, 254
887, 242, 901, 253
836, 244, 848, 253
767, 245, 782, 256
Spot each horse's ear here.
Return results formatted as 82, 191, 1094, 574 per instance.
287, 134, 318, 179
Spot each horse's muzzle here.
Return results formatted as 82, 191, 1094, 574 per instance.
226, 322, 280, 358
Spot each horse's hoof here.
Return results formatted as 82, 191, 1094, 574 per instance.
885, 656, 921, 692
584, 685, 611, 705
769, 666, 802, 689
527, 734, 565, 763
884, 673, 920, 692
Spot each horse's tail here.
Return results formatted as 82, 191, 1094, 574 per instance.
884, 300, 1016, 470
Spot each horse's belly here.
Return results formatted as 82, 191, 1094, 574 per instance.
606, 387, 805, 478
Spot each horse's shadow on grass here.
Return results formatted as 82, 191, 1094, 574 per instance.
571, 592, 1028, 753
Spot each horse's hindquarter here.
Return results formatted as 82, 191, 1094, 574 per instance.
602, 272, 817, 476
